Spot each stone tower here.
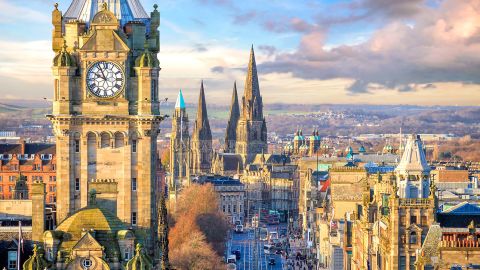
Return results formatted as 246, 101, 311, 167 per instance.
235, 46, 268, 164
395, 134, 431, 198
170, 90, 190, 187
191, 81, 213, 174
224, 82, 240, 153
48, 1, 163, 248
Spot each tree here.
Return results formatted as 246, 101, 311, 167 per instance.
168, 184, 228, 268
161, 149, 170, 170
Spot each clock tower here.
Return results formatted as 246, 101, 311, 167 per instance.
48, 0, 162, 248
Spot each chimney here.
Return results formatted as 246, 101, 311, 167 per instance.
21, 140, 26, 154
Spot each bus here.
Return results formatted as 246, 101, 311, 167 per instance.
259, 227, 269, 241
263, 244, 275, 254
227, 255, 237, 264
268, 231, 278, 242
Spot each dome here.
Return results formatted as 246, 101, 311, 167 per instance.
23, 244, 50, 270
53, 41, 76, 67
135, 43, 159, 68
55, 205, 127, 252
126, 244, 153, 270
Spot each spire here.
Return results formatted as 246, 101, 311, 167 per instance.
175, 89, 185, 109
395, 134, 430, 174
193, 81, 212, 140
242, 45, 263, 120
225, 82, 240, 153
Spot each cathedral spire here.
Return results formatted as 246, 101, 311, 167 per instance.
242, 45, 263, 120
175, 89, 186, 109
225, 81, 240, 153
194, 81, 212, 140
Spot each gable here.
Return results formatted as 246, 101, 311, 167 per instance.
72, 232, 103, 251
81, 30, 130, 52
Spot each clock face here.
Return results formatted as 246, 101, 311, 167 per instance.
86, 61, 125, 98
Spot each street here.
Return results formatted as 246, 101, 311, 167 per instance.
228, 224, 285, 270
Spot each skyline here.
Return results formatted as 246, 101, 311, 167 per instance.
0, 0, 479, 105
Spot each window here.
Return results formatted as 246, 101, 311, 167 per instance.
399, 256, 406, 270
132, 212, 137, 225
223, 205, 226, 213
8, 251, 17, 270
124, 247, 131, 261
9, 186, 13, 192
132, 178, 137, 191
132, 140, 137, 153
0, 186, 2, 192
409, 256, 415, 270
82, 258, 92, 269
0, 176, 2, 181
410, 231, 417, 244
228, 205, 231, 213
411, 215, 417, 224
75, 178, 80, 191
421, 216, 427, 226
233, 205, 237, 213
75, 139, 80, 153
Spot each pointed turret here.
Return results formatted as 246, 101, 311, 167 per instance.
191, 81, 213, 174
175, 89, 186, 110
225, 82, 240, 153
395, 134, 431, 198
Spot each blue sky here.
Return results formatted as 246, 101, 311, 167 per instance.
0, 0, 479, 105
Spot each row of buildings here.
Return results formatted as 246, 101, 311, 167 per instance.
297, 134, 480, 269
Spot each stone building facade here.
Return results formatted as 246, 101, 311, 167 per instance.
47, 0, 163, 253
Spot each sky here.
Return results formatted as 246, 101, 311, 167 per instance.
0, 0, 479, 106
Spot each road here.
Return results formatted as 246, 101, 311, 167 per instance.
228, 224, 286, 270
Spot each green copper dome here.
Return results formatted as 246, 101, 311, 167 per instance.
125, 244, 153, 270
53, 41, 76, 67
23, 244, 50, 270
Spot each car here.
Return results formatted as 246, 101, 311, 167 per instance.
268, 258, 276, 265
231, 249, 241, 260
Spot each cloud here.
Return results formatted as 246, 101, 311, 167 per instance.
233, 11, 257, 24
258, 45, 277, 56
260, 0, 480, 94
0, 0, 49, 23
211, 66, 225, 73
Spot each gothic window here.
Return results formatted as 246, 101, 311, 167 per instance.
132, 178, 137, 191
8, 251, 17, 270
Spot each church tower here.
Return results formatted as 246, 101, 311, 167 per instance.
48, 1, 162, 247
224, 82, 240, 153
191, 81, 213, 174
235, 46, 268, 164
170, 90, 190, 187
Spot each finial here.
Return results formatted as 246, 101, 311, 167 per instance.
88, 189, 97, 205
102, 2, 108, 10
33, 244, 38, 255
136, 243, 142, 253
62, 40, 67, 51
153, 4, 158, 10
54, 3, 59, 10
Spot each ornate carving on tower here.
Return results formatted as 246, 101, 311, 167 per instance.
191, 81, 213, 174
48, 1, 163, 252
235, 46, 268, 164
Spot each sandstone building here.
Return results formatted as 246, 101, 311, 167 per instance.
46, 0, 163, 261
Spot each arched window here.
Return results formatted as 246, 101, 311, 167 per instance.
114, 132, 124, 148
101, 133, 110, 148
